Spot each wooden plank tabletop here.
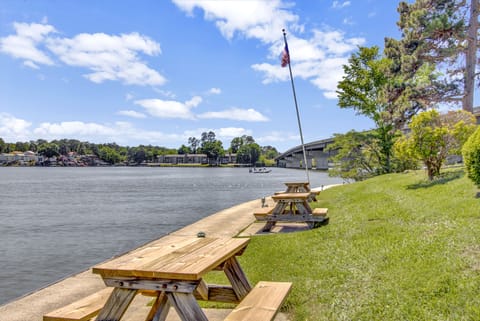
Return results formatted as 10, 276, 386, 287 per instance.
284, 182, 309, 187
271, 192, 310, 200
92, 236, 249, 281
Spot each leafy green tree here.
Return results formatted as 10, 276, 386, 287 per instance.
201, 140, 225, 164
326, 130, 381, 181
97, 146, 123, 164
397, 0, 477, 112
230, 137, 243, 154
230, 135, 262, 165
178, 144, 191, 154
129, 147, 146, 164
462, 126, 480, 188
0, 137, 5, 153
201, 131, 216, 144
400, 109, 476, 180
14, 141, 29, 151
337, 46, 397, 174
28, 140, 38, 152
38, 143, 60, 158
237, 143, 261, 166
197, 131, 224, 164
392, 134, 420, 172
187, 137, 200, 154
261, 145, 279, 160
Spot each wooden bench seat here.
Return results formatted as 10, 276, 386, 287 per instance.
43, 287, 113, 321
43, 288, 160, 321
253, 207, 274, 219
312, 208, 328, 217
224, 281, 292, 321
44, 282, 291, 321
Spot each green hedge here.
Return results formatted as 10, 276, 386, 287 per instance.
462, 126, 480, 188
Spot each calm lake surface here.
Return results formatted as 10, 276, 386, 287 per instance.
0, 167, 342, 305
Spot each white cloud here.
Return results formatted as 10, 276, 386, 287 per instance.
343, 17, 354, 25
217, 127, 252, 138
185, 96, 203, 108
171, 0, 300, 43
332, 1, 351, 9
0, 22, 166, 86
198, 107, 269, 122
0, 22, 56, 66
46, 32, 165, 86
27, 119, 183, 145
23, 60, 40, 69
134, 97, 198, 119
34, 121, 117, 137
209, 87, 222, 95
117, 110, 147, 119
256, 130, 300, 146
312, 29, 363, 55
0, 113, 32, 142
172, 1, 364, 100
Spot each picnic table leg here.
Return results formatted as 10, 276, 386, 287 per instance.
146, 291, 170, 321
223, 256, 252, 300
95, 288, 137, 321
263, 220, 276, 232
296, 200, 312, 214
262, 202, 287, 231
166, 292, 209, 321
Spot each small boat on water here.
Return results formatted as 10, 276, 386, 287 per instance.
249, 167, 272, 174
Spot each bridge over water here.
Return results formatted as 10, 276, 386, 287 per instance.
275, 137, 335, 170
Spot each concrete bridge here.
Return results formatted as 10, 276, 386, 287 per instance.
275, 137, 335, 170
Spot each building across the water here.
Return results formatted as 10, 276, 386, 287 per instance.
156, 153, 237, 165
275, 138, 335, 170
0, 151, 43, 165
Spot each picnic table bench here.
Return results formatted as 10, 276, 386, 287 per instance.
44, 235, 291, 321
255, 192, 328, 232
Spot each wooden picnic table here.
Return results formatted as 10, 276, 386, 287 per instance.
256, 192, 327, 232
92, 235, 251, 321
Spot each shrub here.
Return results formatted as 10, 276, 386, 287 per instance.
462, 126, 480, 188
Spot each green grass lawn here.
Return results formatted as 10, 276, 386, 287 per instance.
234, 169, 480, 320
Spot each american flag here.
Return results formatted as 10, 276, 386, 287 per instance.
281, 43, 290, 67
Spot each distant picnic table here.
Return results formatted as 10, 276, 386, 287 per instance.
254, 182, 328, 231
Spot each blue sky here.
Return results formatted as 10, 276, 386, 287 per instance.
0, 0, 403, 152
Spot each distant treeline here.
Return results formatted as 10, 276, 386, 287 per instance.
0, 131, 279, 166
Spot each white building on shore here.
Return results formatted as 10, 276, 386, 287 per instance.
0, 151, 43, 165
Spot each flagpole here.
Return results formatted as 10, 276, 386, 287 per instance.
282, 29, 310, 184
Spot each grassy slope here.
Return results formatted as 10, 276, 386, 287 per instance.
237, 169, 480, 320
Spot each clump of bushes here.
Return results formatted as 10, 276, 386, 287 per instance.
462, 126, 480, 188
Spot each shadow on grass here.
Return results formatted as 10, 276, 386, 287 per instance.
407, 170, 464, 190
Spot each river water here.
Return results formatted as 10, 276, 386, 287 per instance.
0, 167, 342, 305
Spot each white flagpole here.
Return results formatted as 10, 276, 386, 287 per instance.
282, 29, 310, 183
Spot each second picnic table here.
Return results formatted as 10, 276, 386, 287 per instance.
254, 182, 328, 232
255, 192, 328, 232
